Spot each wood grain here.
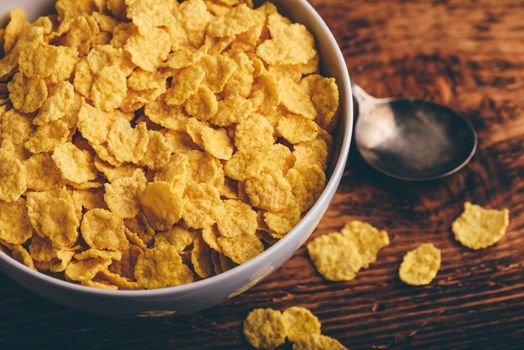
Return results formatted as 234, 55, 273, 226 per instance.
1, 0, 523, 349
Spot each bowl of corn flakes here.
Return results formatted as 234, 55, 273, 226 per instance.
0, 0, 352, 317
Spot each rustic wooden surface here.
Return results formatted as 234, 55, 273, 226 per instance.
1, 0, 524, 349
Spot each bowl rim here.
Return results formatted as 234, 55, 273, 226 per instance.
0, 0, 354, 298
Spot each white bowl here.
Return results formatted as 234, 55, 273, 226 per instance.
0, 0, 353, 317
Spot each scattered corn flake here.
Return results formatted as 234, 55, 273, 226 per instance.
52, 142, 98, 184
155, 226, 195, 252
245, 169, 294, 212
243, 308, 287, 350
217, 200, 258, 237
283, 306, 321, 343
0, 150, 27, 202
107, 119, 149, 163
25, 120, 70, 154
104, 169, 147, 219
277, 114, 319, 144
24, 153, 64, 191
134, 244, 194, 289
341, 220, 390, 268
399, 243, 441, 286
125, 27, 171, 72
300, 75, 339, 131
139, 181, 184, 231
26, 189, 79, 249
8, 72, 48, 113
81, 208, 127, 251
452, 202, 510, 250
218, 234, 263, 264
292, 334, 347, 350
182, 181, 224, 229
307, 232, 363, 281
0, 199, 32, 245
235, 113, 274, 151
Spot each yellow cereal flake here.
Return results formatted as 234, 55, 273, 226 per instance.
52, 142, 98, 184
155, 226, 195, 252
125, 27, 171, 72
8, 73, 48, 113
218, 234, 263, 264
166, 65, 205, 106
11, 245, 35, 270
243, 308, 287, 350
126, 0, 175, 32
91, 65, 128, 111
235, 113, 274, 151
264, 144, 295, 174
245, 169, 294, 212
278, 77, 316, 120
134, 244, 194, 289
107, 119, 149, 163
0, 199, 32, 245
3, 9, 29, 55
26, 189, 80, 248
277, 114, 319, 144
285, 164, 326, 212
77, 102, 111, 145
139, 181, 184, 231
294, 138, 328, 170
182, 181, 224, 229
201, 226, 222, 253
282, 307, 321, 343
223, 52, 254, 98
34, 81, 79, 126
264, 206, 301, 239
0, 150, 27, 202
200, 125, 233, 160
145, 96, 192, 130
256, 15, 315, 66
183, 85, 219, 121
199, 54, 236, 93
185, 150, 225, 188
81, 208, 127, 251
399, 243, 441, 286
104, 169, 147, 218
211, 95, 253, 126
217, 200, 258, 237
87, 44, 134, 76
139, 130, 172, 170
124, 214, 155, 246
72, 189, 106, 210
191, 236, 213, 278
300, 75, 339, 131
176, 0, 213, 48
65, 257, 112, 282
19, 41, 78, 80
307, 232, 363, 281
293, 334, 347, 350
24, 153, 64, 191
452, 202, 510, 250
207, 4, 255, 38
25, 120, 70, 154
341, 220, 390, 268
154, 153, 189, 195
61, 16, 100, 57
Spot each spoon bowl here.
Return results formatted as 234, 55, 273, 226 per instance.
353, 85, 477, 181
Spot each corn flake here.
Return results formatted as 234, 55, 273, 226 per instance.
125, 27, 170, 72
217, 200, 258, 237
300, 75, 339, 131
107, 119, 149, 163
166, 65, 205, 106
25, 120, 70, 154
139, 130, 172, 170
341, 220, 390, 268
139, 181, 184, 231
277, 114, 319, 144
0, 199, 32, 245
182, 181, 224, 229
104, 169, 147, 218
0, 150, 27, 202
245, 169, 294, 212
399, 243, 441, 286
81, 208, 127, 251
155, 226, 195, 252
293, 334, 347, 350
243, 308, 287, 350
283, 306, 321, 343
8, 73, 48, 113
24, 153, 64, 191
52, 142, 98, 184
452, 202, 510, 250
235, 113, 274, 151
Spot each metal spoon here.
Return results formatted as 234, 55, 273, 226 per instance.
352, 84, 477, 181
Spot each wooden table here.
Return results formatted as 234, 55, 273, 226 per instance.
1, 0, 523, 349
